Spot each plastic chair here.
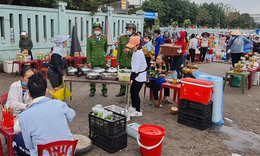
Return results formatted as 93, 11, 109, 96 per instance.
37, 139, 78, 156
40, 68, 48, 79
143, 86, 153, 101
0, 93, 8, 109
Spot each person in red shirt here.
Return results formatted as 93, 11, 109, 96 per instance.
171, 31, 186, 79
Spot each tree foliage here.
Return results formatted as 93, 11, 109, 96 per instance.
0, 0, 117, 13
130, 0, 256, 29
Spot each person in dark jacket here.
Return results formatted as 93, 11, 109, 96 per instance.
253, 35, 260, 53
19, 31, 34, 60
47, 35, 69, 88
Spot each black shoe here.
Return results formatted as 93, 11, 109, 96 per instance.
89, 92, 95, 97
116, 93, 125, 97
103, 93, 108, 97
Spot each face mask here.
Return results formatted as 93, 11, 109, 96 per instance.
94, 31, 101, 36
126, 31, 132, 36
164, 35, 169, 38
145, 39, 149, 42
154, 35, 157, 38
115, 45, 118, 48
22, 81, 27, 87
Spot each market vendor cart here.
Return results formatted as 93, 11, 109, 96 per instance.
63, 76, 131, 121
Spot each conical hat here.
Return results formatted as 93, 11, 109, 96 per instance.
230, 30, 242, 36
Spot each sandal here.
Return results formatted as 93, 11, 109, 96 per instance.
162, 99, 173, 104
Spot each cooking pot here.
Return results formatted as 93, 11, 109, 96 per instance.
66, 67, 77, 76
106, 67, 118, 73
81, 66, 92, 72
92, 67, 105, 73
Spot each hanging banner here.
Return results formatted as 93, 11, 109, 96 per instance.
144, 12, 158, 19
122, 0, 127, 10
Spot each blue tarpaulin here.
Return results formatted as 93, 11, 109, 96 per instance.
193, 71, 224, 124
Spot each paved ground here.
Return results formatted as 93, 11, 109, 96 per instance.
0, 62, 260, 156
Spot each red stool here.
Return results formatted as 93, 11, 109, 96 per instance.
158, 83, 181, 108
144, 86, 153, 101
40, 68, 48, 79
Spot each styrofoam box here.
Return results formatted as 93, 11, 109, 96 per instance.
103, 105, 125, 114
252, 72, 260, 86
127, 123, 141, 139
3, 60, 19, 73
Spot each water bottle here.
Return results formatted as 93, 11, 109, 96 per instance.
172, 70, 177, 86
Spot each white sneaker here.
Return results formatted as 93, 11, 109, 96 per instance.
128, 107, 136, 113
130, 111, 143, 117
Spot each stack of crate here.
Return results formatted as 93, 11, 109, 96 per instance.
178, 99, 213, 130
88, 110, 127, 153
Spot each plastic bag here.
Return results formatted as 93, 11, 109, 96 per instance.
50, 82, 72, 101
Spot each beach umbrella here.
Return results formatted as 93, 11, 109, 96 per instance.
105, 16, 113, 46
70, 26, 82, 56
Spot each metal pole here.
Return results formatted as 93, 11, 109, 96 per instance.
126, 0, 128, 15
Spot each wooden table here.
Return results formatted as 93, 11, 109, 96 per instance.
0, 121, 16, 156
63, 76, 131, 121
11, 60, 38, 76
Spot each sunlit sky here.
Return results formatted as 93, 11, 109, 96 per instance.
192, 0, 260, 14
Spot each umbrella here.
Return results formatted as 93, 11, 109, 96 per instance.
70, 26, 82, 56
105, 16, 113, 46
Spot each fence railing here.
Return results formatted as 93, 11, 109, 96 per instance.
0, 2, 145, 63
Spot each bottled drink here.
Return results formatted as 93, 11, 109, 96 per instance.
172, 70, 177, 86
28, 55, 31, 61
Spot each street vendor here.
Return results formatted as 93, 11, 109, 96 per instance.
171, 31, 186, 80
19, 31, 33, 60
126, 36, 147, 117
146, 54, 171, 106
87, 22, 108, 97
47, 35, 69, 89
6, 67, 34, 111
115, 23, 137, 97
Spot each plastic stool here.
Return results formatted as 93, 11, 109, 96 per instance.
223, 71, 250, 94
158, 83, 181, 108
40, 68, 48, 79
144, 86, 153, 101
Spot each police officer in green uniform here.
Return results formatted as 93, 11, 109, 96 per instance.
116, 23, 137, 97
87, 22, 108, 97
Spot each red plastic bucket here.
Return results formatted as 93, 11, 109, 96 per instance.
137, 125, 165, 156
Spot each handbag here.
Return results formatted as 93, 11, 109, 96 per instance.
227, 36, 238, 53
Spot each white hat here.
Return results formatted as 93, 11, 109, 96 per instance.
20, 32, 27, 36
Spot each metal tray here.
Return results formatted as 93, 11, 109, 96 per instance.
86, 72, 101, 79
101, 73, 118, 80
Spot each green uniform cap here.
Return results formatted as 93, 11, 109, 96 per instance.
93, 22, 102, 29
125, 23, 136, 30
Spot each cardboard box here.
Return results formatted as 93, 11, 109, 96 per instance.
160, 44, 182, 56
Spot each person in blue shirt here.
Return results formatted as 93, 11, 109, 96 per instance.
12, 74, 75, 156
143, 35, 153, 70
154, 29, 164, 60
228, 30, 250, 68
